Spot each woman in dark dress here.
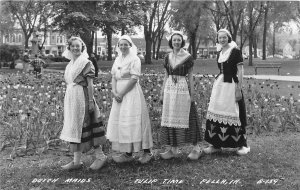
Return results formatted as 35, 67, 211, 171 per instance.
159, 31, 203, 160
204, 29, 250, 155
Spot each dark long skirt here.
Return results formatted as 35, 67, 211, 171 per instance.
70, 87, 106, 153
205, 93, 247, 148
160, 102, 202, 146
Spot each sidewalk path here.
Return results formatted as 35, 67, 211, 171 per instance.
244, 75, 300, 82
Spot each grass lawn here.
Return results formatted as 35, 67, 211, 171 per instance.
0, 133, 299, 190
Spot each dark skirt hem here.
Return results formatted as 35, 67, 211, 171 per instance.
204, 119, 247, 148
160, 102, 202, 147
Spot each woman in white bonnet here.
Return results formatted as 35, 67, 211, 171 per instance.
60, 36, 107, 171
107, 35, 153, 164
204, 29, 250, 155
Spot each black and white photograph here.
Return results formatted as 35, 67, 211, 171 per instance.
0, 0, 300, 189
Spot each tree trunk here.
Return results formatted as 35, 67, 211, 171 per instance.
121, 27, 125, 35
240, 13, 244, 49
144, 30, 152, 64
248, 2, 253, 66
272, 22, 276, 56
262, 2, 268, 60
190, 32, 197, 59
94, 31, 97, 54
80, 30, 93, 56
253, 33, 258, 58
24, 35, 30, 49
143, 1, 158, 64
106, 29, 113, 61
156, 32, 164, 60
152, 38, 156, 59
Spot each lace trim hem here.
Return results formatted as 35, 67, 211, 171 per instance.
206, 111, 241, 126
161, 123, 189, 129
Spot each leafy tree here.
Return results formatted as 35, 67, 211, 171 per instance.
0, 3, 15, 35
268, 1, 300, 57
221, 1, 245, 42
151, 0, 171, 60
52, 1, 100, 56
143, 0, 158, 64
262, 1, 270, 60
3, 0, 48, 49
247, 2, 261, 66
100, 1, 144, 60
36, 2, 57, 51
170, 0, 211, 59
203, 1, 227, 31
240, 1, 264, 65
53, 1, 144, 60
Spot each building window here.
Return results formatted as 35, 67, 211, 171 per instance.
18, 34, 22, 43
51, 35, 55, 44
5, 35, 9, 43
57, 36, 63, 44
12, 34, 15, 43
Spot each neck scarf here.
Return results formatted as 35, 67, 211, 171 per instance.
62, 37, 90, 84
218, 41, 238, 63
169, 48, 190, 68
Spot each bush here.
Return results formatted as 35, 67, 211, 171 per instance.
157, 51, 167, 59
0, 44, 21, 62
49, 56, 70, 62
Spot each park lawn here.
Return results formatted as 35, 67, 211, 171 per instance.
4, 57, 300, 99
0, 132, 299, 190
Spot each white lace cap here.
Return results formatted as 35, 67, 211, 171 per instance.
166, 31, 188, 41
217, 28, 232, 39
216, 29, 237, 51
116, 35, 138, 57
62, 36, 89, 60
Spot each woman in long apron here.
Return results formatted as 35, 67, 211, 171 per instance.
107, 35, 153, 164
60, 37, 107, 171
159, 31, 203, 160
204, 29, 250, 155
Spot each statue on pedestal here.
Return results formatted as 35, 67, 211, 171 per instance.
31, 28, 40, 56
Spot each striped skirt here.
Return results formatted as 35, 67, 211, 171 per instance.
70, 87, 106, 153
160, 102, 202, 146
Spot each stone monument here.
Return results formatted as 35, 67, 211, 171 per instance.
31, 28, 40, 56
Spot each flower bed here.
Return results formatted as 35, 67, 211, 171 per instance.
0, 70, 299, 154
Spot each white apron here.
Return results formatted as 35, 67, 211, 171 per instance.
60, 55, 89, 143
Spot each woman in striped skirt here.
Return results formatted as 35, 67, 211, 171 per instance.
159, 31, 203, 160
60, 37, 107, 171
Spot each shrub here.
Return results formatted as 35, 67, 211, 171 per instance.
0, 44, 21, 62
49, 56, 70, 62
